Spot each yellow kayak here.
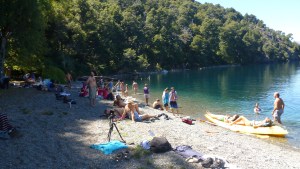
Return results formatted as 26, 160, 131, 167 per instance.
204, 114, 288, 137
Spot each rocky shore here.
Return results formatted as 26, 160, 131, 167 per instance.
1, 87, 300, 169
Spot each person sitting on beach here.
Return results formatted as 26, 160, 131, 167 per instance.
113, 95, 126, 108
79, 82, 88, 97
254, 103, 261, 113
207, 112, 240, 123
104, 108, 125, 118
120, 100, 159, 123
152, 99, 164, 110
230, 116, 273, 128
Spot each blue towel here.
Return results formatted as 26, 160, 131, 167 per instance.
90, 140, 128, 155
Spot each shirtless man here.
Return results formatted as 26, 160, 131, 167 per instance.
152, 99, 164, 110
86, 71, 97, 107
272, 92, 285, 124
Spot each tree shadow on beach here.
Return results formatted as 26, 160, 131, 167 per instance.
0, 88, 202, 169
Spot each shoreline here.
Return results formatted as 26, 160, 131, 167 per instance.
1, 87, 300, 169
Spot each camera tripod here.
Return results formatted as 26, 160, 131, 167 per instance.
107, 115, 126, 143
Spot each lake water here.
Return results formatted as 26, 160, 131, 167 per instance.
126, 62, 300, 148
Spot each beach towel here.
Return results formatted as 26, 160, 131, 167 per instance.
90, 140, 128, 155
174, 145, 204, 161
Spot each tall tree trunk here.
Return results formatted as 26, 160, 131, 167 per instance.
0, 36, 7, 77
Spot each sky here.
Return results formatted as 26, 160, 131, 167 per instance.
196, 0, 300, 43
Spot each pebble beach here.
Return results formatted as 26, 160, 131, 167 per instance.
1, 86, 300, 169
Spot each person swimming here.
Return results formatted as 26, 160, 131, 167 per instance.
254, 103, 262, 113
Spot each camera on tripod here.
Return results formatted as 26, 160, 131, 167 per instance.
108, 110, 116, 119
106, 109, 126, 143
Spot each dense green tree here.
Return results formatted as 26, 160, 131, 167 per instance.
0, 0, 49, 76
2, 0, 299, 78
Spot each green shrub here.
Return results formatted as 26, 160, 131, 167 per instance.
42, 66, 65, 83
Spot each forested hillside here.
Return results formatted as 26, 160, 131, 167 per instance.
1, 0, 299, 79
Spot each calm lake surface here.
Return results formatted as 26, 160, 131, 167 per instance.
127, 62, 300, 148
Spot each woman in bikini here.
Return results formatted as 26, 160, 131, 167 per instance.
120, 101, 158, 123
230, 116, 273, 128
207, 112, 240, 123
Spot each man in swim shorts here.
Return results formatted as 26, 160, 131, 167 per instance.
272, 92, 285, 124
169, 87, 179, 116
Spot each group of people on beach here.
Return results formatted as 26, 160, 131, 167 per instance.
72, 71, 286, 125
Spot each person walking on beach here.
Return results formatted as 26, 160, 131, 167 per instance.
65, 72, 73, 90
143, 84, 150, 106
272, 92, 285, 124
162, 88, 170, 112
169, 87, 179, 116
86, 71, 97, 107
132, 81, 138, 94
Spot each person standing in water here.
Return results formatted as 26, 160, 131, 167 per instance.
132, 81, 138, 94
272, 92, 285, 124
162, 88, 170, 112
254, 103, 261, 113
86, 71, 97, 107
169, 87, 179, 116
143, 84, 150, 106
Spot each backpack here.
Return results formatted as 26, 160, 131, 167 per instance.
149, 137, 172, 153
